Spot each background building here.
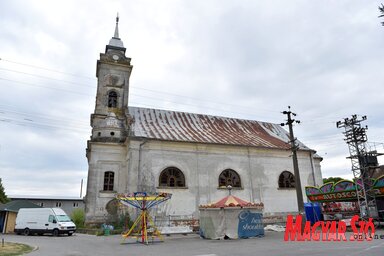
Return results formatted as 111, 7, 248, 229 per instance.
9, 195, 84, 216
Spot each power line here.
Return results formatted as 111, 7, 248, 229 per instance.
0, 57, 95, 80
2, 58, 373, 130
0, 59, 358, 126
0, 66, 281, 115
130, 93, 278, 120
0, 58, 283, 114
131, 86, 280, 114
0, 79, 371, 147
0, 77, 93, 96
0, 107, 89, 127
0, 117, 89, 132
0, 67, 95, 88
0, 76, 281, 121
1, 101, 376, 156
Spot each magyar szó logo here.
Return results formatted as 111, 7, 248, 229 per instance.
284, 215, 381, 241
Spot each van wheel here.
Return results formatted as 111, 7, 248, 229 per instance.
23, 228, 30, 236
52, 229, 59, 237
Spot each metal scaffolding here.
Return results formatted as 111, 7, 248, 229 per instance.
336, 115, 380, 219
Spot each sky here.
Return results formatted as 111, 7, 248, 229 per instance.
0, 0, 384, 197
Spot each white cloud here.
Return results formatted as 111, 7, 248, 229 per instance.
1, 0, 383, 196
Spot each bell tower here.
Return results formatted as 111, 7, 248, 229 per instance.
85, 15, 133, 224
90, 14, 133, 143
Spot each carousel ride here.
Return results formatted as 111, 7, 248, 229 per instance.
116, 192, 172, 244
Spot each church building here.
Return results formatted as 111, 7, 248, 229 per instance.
85, 17, 323, 224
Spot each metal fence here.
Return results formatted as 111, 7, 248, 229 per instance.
154, 215, 199, 231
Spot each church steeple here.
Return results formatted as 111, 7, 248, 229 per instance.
91, 13, 133, 142
106, 13, 126, 54
114, 13, 120, 38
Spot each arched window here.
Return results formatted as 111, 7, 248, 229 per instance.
278, 171, 295, 188
159, 167, 185, 188
103, 171, 115, 191
107, 91, 118, 108
219, 169, 241, 188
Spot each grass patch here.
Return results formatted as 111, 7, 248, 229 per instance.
0, 242, 34, 256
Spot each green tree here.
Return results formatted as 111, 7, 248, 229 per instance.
322, 177, 344, 184
0, 178, 10, 204
70, 208, 85, 228
379, 4, 384, 26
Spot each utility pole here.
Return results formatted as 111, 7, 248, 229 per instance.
281, 106, 305, 215
80, 179, 83, 198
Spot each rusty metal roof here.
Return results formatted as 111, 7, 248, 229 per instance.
128, 106, 310, 150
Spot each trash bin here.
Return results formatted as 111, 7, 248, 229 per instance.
305, 202, 322, 224
101, 224, 111, 236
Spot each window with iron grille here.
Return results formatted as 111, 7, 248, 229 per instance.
103, 171, 115, 191
218, 169, 241, 188
159, 167, 185, 188
278, 171, 295, 188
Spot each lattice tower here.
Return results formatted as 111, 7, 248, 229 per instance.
336, 115, 379, 219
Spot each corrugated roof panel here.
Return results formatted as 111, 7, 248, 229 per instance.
128, 106, 306, 150
162, 111, 182, 141
172, 111, 193, 141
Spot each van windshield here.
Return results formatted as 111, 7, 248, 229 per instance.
56, 215, 71, 222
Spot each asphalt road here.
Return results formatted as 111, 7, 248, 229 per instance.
2, 231, 384, 256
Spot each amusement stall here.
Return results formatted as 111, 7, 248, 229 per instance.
199, 195, 264, 239
305, 176, 384, 223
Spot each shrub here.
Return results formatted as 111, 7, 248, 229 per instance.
71, 208, 85, 228
116, 212, 133, 230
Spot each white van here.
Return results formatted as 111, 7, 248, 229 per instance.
15, 208, 76, 236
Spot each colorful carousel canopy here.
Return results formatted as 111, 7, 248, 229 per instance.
199, 195, 264, 209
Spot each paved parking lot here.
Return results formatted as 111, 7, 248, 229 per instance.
2, 231, 384, 256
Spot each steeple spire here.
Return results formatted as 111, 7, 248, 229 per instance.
114, 13, 120, 39
106, 13, 125, 53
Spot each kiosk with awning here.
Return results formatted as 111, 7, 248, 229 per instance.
199, 195, 264, 239
305, 175, 384, 221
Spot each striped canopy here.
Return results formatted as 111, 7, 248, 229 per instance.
200, 195, 263, 209
214, 195, 250, 207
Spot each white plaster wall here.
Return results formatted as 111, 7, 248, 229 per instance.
126, 140, 322, 217
86, 139, 323, 223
